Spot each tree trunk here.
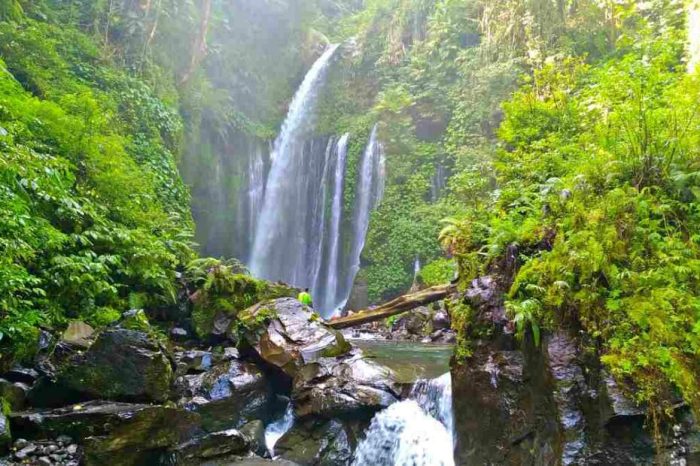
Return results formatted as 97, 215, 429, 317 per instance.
180, 0, 212, 86
326, 283, 457, 330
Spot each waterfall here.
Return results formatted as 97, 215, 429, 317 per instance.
264, 403, 295, 458
340, 125, 386, 309
251, 44, 340, 286
353, 372, 454, 465
322, 133, 349, 314
430, 163, 447, 202
310, 137, 336, 296
246, 142, 267, 262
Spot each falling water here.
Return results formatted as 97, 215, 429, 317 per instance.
352, 372, 454, 466
251, 44, 340, 286
431, 163, 447, 202
321, 133, 349, 314
264, 403, 295, 458
246, 142, 267, 262
690, 2, 700, 73
340, 125, 386, 309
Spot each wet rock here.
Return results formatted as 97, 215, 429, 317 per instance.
292, 349, 400, 418
432, 309, 451, 330
175, 359, 272, 432
174, 350, 214, 375
80, 404, 201, 466
546, 332, 586, 465
213, 458, 299, 466
61, 321, 95, 348
0, 379, 28, 411
393, 308, 431, 335
275, 418, 356, 466
54, 329, 173, 402
10, 401, 199, 444
171, 327, 189, 341
168, 429, 250, 465
0, 411, 10, 454
240, 420, 267, 458
238, 298, 351, 377
2, 367, 39, 385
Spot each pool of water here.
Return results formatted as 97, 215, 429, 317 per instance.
352, 339, 454, 383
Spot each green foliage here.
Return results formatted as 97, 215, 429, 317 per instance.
448, 15, 700, 418
419, 258, 455, 286
0, 15, 194, 366
187, 258, 295, 338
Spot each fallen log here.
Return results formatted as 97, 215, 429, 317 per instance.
327, 283, 457, 329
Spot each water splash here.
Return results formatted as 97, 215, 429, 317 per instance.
410, 372, 454, 444
352, 400, 454, 466
251, 44, 340, 285
264, 403, 295, 458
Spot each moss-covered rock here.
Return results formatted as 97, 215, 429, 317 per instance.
118, 309, 151, 332
55, 329, 173, 403
190, 265, 297, 339
0, 400, 11, 455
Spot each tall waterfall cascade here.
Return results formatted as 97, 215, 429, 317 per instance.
244, 44, 386, 317
353, 372, 455, 466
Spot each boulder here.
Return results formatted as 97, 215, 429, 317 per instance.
292, 349, 400, 418
240, 420, 267, 458
238, 298, 351, 378
54, 329, 173, 403
167, 429, 251, 465
2, 367, 39, 385
61, 321, 95, 348
171, 327, 190, 342
174, 350, 214, 376
0, 379, 28, 411
175, 358, 272, 432
10, 401, 199, 442
275, 418, 357, 466
432, 309, 451, 330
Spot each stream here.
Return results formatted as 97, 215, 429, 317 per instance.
264, 339, 455, 465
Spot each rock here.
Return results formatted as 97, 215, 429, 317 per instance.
238, 298, 351, 378
432, 309, 451, 330
13, 438, 29, 449
239, 420, 267, 458
215, 458, 299, 466
10, 401, 199, 449
171, 327, 189, 341
292, 349, 400, 418
275, 418, 356, 465
0, 411, 10, 454
55, 329, 173, 402
174, 350, 214, 375
78, 404, 201, 466
66, 444, 78, 454
118, 309, 151, 332
175, 359, 272, 432
37, 331, 54, 354
37, 456, 52, 465
168, 429, 250, 464
2, 367, 39, 385
0, 379, 28, 411
14, 444, 36, 460
61, 321, 95, 348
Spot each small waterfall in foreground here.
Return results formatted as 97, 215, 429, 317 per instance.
340, 125, 386, 310
353, 372, 454, 466
251, 44, 339, 286
321, 133, 349, 314
264, 404, 294, 458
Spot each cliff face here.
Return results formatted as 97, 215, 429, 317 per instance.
451, 275, 700, 465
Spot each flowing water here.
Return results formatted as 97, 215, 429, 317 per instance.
341, 125, 386, 310
322, 133, 350, 314
264, 403, 295, 458
251, 44, 340, 287
248, 46, 386, 318
353, 372, 455, 466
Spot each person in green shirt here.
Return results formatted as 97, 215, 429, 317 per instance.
298, 288, 313, 307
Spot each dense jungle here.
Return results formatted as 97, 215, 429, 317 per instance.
0, 0, 699, 465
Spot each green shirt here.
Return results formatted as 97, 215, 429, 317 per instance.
298, 292, 313, 307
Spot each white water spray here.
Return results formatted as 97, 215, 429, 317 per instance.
250, 44, 339, 285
